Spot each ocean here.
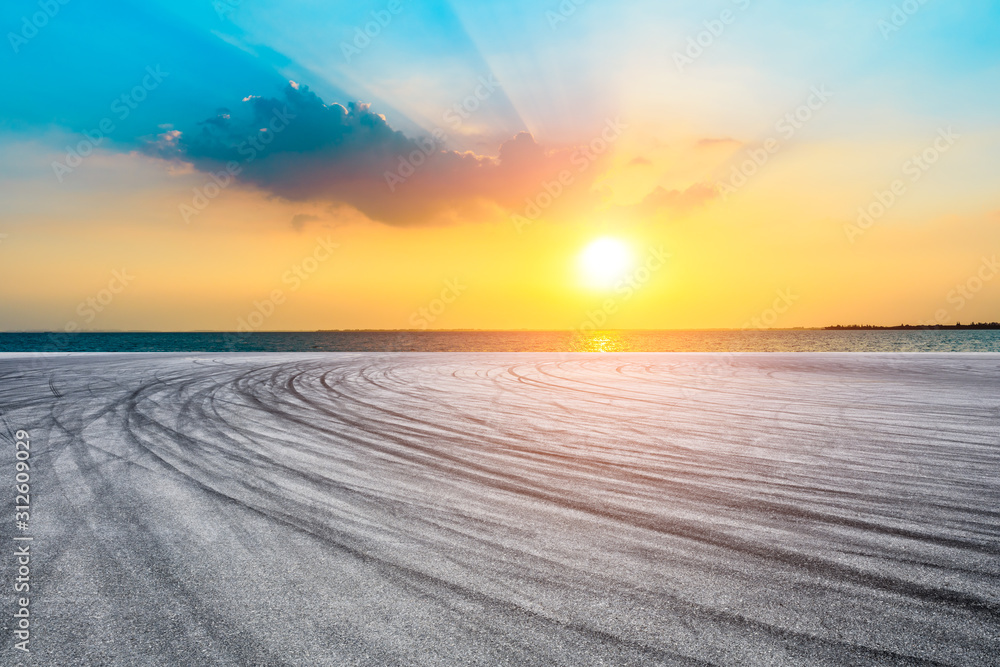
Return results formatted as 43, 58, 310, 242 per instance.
2, 329, 1000, 353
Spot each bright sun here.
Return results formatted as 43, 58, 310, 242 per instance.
578, 237, 633, 289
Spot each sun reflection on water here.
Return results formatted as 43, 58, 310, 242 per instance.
572, 330, 630, 352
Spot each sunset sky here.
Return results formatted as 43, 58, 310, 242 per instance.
2, 0, 999, 331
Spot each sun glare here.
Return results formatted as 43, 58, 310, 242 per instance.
578, 237, 633, 289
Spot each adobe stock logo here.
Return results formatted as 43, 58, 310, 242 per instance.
717, 86, 833, 201
51, 66, 170, 182
223, 237, 338, 350
45, 269, 135, 351
743, 289, 798, 329
546, 0, 589, 30
179, 106, 296, 223
409, 279, 467, 330
573, 246, 670, 334
511, 117, 628, 233
213, 0, 241, 20
340, 0, 404, 63
383, 74, 501, 192
922, 256, 999, 326
7, 0, 71, 54
673, 0, 752, 72
878, 0, 932, 40
844, 126, 959, 243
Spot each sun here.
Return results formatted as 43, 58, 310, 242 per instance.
578, 237, 634, 289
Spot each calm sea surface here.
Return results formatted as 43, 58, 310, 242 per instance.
1, 330, 999, 353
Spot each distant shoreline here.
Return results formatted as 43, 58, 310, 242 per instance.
824, 323, 1000, 330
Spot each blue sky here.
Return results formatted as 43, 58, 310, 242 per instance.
5, 0, 998, 151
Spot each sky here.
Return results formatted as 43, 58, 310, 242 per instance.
1, 0, 999, 331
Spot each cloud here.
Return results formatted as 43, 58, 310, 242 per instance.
628, 156, 652, 167
630, 183, 719, 217
697, 137, 739, 148
151, 83, 609, 226
290, 213, 320, 231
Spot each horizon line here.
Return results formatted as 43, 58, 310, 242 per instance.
2, 325, 998, 334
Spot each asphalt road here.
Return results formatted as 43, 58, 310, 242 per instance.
0, 353, 998, 665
